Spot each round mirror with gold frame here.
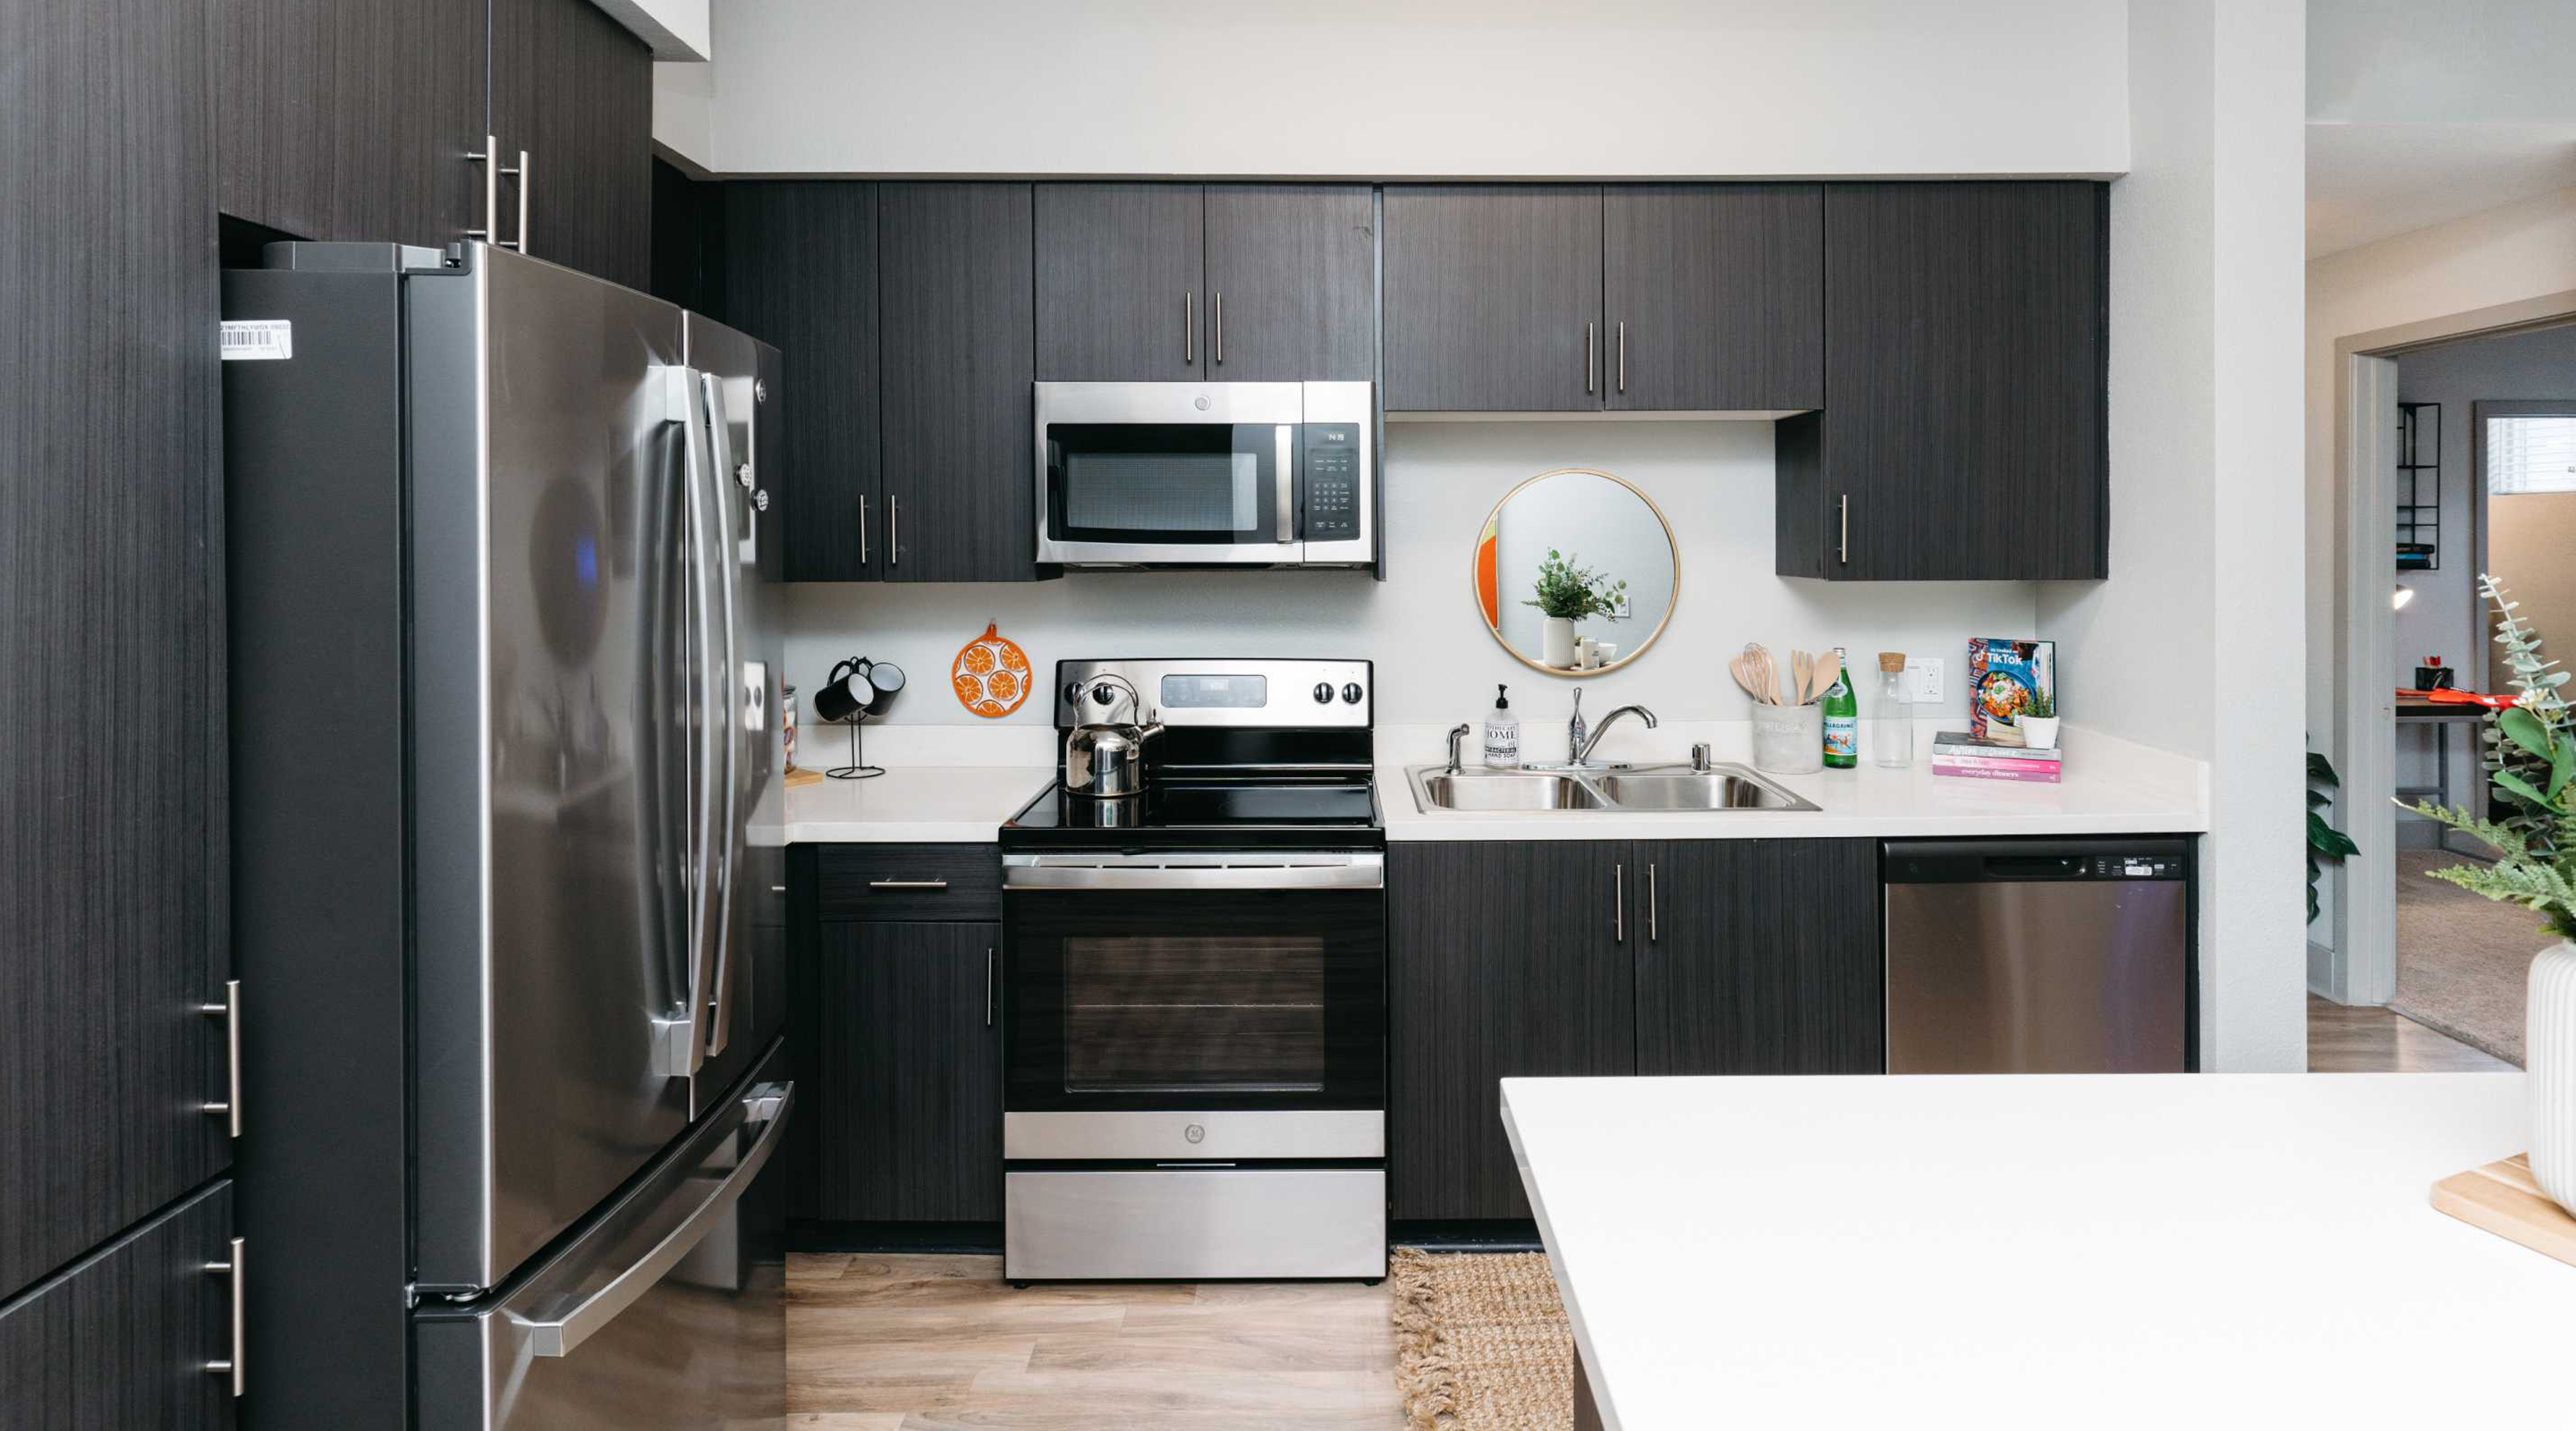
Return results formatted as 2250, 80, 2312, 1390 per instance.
1471, 468, 1679, 677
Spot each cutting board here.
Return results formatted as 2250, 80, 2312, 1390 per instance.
2431, 1155, 2576, 1267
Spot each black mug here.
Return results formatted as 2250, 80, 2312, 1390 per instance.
816, 656, 905, 724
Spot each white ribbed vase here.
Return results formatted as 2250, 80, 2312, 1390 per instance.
2531, 942, 2576, 1212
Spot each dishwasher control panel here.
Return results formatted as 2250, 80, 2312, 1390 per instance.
2092, 855, 2186, 879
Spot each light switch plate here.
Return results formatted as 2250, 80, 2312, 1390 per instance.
1903, 657, 1945, 705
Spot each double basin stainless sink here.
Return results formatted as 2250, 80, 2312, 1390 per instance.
1407, 761, 1819, 814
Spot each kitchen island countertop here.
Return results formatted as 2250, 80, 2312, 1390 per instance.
1504, 1071, 2556, 1429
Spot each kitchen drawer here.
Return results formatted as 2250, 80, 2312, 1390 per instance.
815, 843, 1001, 921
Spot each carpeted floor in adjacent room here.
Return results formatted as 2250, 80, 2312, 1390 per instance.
2389, 848, 2560, 1065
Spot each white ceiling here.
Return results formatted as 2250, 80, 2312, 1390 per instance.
2306, 0, 2576, 258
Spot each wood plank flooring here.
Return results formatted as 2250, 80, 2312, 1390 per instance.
2308, 994, 2516, 1072
788, 1253, 1405, 1429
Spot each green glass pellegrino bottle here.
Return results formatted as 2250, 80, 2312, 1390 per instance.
1821, 647, 1858, 768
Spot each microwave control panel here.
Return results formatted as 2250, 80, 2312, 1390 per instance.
1301, 423, 1363, 540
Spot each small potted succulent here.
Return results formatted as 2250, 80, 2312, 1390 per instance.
2020, 687, 2060, 750
1523, 550, 1627, 670
2411, 575, 2576, 1212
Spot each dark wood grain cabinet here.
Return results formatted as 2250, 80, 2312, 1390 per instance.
0, 1181, 234, 1431
1036, 182, 1377, 383
1390, 843, 1634, 1222
4, 0, 233, 1305
1604, 184, 1823, 412
1391, 838, 1882, 1223
1778, 181, 2109, 580
215, 0, 652, 287
1632, 839, 1883, 1076
791, 844, 1004, 1224
1383, 185, 1603, 413
878, 182, 1042, 583
721, 182, 879, 582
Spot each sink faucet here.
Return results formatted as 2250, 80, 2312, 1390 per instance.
1571, 698, 1657, 766
1445, 723, 1472, 774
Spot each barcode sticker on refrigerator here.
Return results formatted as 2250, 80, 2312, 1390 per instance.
219, 320, 292, 360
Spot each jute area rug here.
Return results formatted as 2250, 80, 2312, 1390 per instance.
1390, 1247, 1573, 1430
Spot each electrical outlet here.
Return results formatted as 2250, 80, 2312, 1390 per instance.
1902, 657, 1945, 705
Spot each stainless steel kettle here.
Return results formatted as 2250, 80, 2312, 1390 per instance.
1063, 675, 1164, 799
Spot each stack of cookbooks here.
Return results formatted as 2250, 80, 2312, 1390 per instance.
1931, 731, 2062, 783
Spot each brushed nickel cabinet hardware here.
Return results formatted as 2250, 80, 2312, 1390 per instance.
869, 878, 949, 890
857, 495, 869, 564
206, 1237, 245, 1396
1614, 862, 1624, 943
889, 494, 900, 565
985, 946, 996, 1028
201, 980, 240, 1138
1648, 862, 1657, 940
1185, 290, 1196, 364
1214, 291, 1224, 363
512, 148, 530, 256
1617, 321, 1627, 394
1838, 494, 1850, 564
464, 137, 524, 251
1585, 321, 1595, 394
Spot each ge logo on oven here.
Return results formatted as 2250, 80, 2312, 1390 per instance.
1184, 1123, 1206, 1144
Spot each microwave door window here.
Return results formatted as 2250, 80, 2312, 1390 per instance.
1051, 423, 1275, 544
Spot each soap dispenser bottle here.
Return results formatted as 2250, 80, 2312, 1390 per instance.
1482, 684, 1521, 768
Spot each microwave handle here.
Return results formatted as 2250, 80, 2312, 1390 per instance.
1275, 425, 1296, 544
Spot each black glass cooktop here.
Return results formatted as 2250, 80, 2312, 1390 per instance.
1002, 778, 1384, 851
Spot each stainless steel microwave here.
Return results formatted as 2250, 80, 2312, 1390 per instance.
1034, 380, 1374, 568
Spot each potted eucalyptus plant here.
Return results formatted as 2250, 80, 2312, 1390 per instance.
2410, 575, 2576, 1212
1523, 550, 1627, 670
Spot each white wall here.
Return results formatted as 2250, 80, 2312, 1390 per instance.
2040, 0, 2307, 1071
682, 0, 2127, 177
2390, 323, 2576, 831
787, 421, 2036, 741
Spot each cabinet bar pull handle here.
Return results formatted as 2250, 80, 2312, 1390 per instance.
985, 946, 996, 1028
1185, 290, 1197, 364
201, 980, 241, 1138
869, 878, 949, 890
1585, 322, 1596, 394
1614, 862, 1624, 943
889, 494, 899, 565
1214, 291, 1224, 364
206, 1237, 245, 1397
1617, 321, 1627, 394
857, 495, 869, 564
1838, 494, 1850, 564
513, 148, 530, 256
1648, 862, 1657, 941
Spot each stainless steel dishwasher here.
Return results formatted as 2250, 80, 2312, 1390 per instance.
1883, 838, 2192, 1073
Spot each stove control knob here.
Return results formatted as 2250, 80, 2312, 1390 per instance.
1312, 682, 1334, 704
1062, 682, 1085, 706
1341, 682, 1363, 705
1091, 683, 1119, 707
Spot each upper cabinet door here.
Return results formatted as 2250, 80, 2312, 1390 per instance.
1605, 185, 1823, 412
1034, 182, 1207, 381
1383, 185, 1603, 412
1201, 184, 1377, 382
490, 0, 654, 290
879, 182, 1042, 583
723, 182, 881, 583
1809, 182, 2108, 580
215, 0, 485, 250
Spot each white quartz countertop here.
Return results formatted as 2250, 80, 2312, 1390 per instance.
1501, 1071, 2557, 1429
761, 766, 1054, 844
1375, 753, 2206, 841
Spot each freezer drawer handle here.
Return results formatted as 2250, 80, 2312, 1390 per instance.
522, 1081, 793, 1359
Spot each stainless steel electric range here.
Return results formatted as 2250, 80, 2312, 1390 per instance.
998, 658, 1387, 1283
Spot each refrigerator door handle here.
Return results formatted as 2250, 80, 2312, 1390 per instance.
699, 371, 745, 1061
651, 364, 721, 1078
522, 1080, 793, 1359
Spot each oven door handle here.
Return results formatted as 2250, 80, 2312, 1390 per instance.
1003, 859, 1384, 893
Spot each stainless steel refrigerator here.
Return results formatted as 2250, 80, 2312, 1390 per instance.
223, 241, 790, 1429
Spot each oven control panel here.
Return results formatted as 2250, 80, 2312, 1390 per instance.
1054, 658, 1371, 729
1300, 423, 1363, 541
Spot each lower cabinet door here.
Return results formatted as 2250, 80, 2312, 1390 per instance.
0, 1181, 235, 1431
1634, 839, 1885, 1075
818, 921, 1004, 1220
1391, 843, 1633, 1222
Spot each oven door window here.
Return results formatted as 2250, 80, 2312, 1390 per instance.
1046, 423, 1292, 546
1006, 887, 1384, 1113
